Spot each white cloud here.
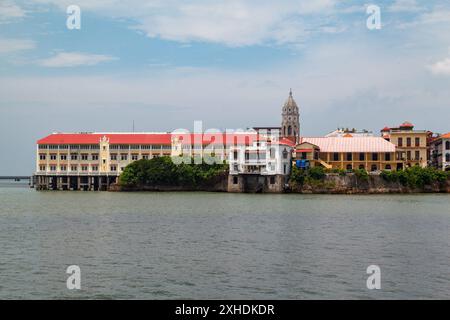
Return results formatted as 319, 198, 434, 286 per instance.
0, 38, 35, 53
388, 0, 422, 13
38, 52, 118, 67
429, 58, 450, 76
27, 0, 340, 46
0, 1, 25, 22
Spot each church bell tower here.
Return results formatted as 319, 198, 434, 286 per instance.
281, 89, 300, 143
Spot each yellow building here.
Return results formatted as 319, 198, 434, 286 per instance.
294, 136, 400, 171
381, 122, 430, 168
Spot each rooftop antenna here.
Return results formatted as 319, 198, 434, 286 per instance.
132, 120, 135, 132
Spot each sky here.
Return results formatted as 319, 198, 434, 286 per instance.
1, 0, 450, 174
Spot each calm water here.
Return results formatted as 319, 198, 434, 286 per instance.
0, 180, 449, 299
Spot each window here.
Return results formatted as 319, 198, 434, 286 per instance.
346, 164, 352, 170
71, 154, 78, 160
371, 164, 378, 172
92, 154, 99, 161
233, 164, 239, 172
50, 154, 57, 160
333, 153, 339, 161
60, 165, 67, 171
142, 154, 149, 160
131, 145, 140, 150
270, 176, 275, 184
110, 154, 117, 161
346, 153, 352, 161
121, 154, 128, 161
415, 151, 420, 161
398, 137, 403, 147
407, 137, 411, 147
446, 141, 450, 150
71, 165, 77, 171
39, 154, 46, 160
282, 148, 288, 159
385, 153, 391, 161
283, 164, 287, 174
132, 154, 138, 161
233, 176, 238, 184
415, 137, 420, 147
60, 155, 67, 160
359, 153, 365, 161
359, 164, 365, 170
446, 154, 450, 162
110, 165, 117, 171
110, 145, 119, 150
39, 165, 46, 171
142, 145, 152, 150
92, 166, 98, 171
81, 166, 88, 171
385, 164, 392, 170
407, 151, 411, 160
270, 148, 276, 159
50, 165, 56, 171
81, 154, 88, 161
372, 153, 378, 161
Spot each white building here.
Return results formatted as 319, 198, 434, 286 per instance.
229, 138, 293, 176
430, 133, 450, 171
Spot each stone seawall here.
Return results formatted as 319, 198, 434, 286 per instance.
111, 173, 450, 194
290, 174, 450, 194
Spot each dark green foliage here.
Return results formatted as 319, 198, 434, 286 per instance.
354, 168, 369, 181
381, 166, 449, 188
290, 166, 325, 185
119, 157, 228, 187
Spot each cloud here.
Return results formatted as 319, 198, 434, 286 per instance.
26, 0, 340, 46
0, 0, 25, 23
388, 0, 422, 13
38, 52, 118, 67
0, 38, 35, 53
429, 58, 450, 76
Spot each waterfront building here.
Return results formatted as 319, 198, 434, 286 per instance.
430, 133, 450, 171
228, 137, 293, 192
35, 131, 258, 190
381, 122, 430, 168
294, 136, 399, 171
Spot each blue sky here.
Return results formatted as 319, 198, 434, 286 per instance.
1, 0, 450, 174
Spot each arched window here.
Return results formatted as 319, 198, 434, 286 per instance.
359, 164, 365, 170
283, 127, 286, 136
385, 164, 392, 170
446, 141, 450, 150
446, 154, 450, 162
288, 126, 292, 136
371, 164, 378, 172
346, 164, 352, 170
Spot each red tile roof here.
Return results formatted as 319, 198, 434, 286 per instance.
37, 132, 260, 146
440, 132, 450, 139
37, 133, 173, 145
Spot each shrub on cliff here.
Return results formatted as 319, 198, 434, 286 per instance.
381, 166, 449, 188
354, 168, 369, 182
119, 157, 228, 187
